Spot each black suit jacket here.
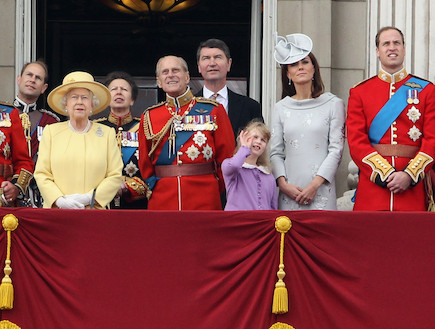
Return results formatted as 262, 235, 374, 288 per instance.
196, 88, 263, 138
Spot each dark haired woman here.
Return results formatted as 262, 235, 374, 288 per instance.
270, 33, 345, 210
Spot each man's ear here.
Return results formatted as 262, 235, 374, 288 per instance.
227, 58, 232, 73
41, 83, 48, 95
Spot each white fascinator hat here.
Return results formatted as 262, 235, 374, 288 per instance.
274, 32, 313, 65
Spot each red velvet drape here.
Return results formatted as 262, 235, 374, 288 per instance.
1, 209, 435, 329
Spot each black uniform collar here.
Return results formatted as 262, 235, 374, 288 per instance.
108, 111, 133, 126
166, 87, 194, 108
14, 97, 37, 113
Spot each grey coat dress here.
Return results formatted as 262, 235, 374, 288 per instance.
270, 92, 346, 210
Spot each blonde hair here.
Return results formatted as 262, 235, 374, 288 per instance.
236, 120, 272, 170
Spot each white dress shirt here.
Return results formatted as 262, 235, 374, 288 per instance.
203, 86, 229, 113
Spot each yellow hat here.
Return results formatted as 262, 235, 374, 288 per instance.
47, 71, 110, 115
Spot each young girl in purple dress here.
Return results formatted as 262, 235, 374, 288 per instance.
222, 120, 278, 210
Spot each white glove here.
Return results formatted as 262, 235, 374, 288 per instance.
55, 196, 85, 209
65, 193, 92, 207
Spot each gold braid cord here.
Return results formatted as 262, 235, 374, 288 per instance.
142, 110, 174, 157
0, 214, 19, 310
19, 113, 32, 157
116, 127, 123, 156
0, 320, 21, 329
272, 216, 292, 315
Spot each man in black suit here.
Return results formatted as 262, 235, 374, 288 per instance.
196, 38, 263, 138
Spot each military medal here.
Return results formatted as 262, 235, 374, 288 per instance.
0, 131, 5, 145
37, 126, 44, 141
166, 100, 195, 156
0, 113, 11, 127
3, 143, 10, 160
407, 89, 413, 104
413, 89, 420, 104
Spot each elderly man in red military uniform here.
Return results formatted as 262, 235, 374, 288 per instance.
0, 102, 34, 207
138, 55, 235, 210
347, 26, 435, 211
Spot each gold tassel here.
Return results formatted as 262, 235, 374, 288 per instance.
269, 322, 296, 329
426, 173, 435, 211
0, 214, 19, 310
0, 320, 21, 329
272, 216, 292, 314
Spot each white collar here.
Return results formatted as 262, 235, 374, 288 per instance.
203, 85, 228, 99
242, 162, 270, 174
14, 96, 37, 114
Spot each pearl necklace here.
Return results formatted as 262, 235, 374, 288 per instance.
68, 120, 91, 134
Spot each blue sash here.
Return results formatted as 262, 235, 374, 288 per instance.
155, 102, 215, 166
121, 122, 140, 165
368, 77, 429, 144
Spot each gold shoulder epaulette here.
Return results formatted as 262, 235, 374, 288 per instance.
40, 109, 61, 122
195, 97, 219, 106
0, 101, 14, 107
410, 74, 433, 85
352, 76, 376, 88
145, 101, 166, 113
93, 117, 107, 123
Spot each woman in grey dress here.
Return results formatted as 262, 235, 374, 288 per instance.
270, 33, 345, 210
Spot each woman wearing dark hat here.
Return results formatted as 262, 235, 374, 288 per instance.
270, 33, 345, 210
34, 71, 123, 209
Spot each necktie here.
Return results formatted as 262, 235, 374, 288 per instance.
211, 93, 218, 100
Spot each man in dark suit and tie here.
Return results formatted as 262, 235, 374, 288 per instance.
196, 38, 263, 138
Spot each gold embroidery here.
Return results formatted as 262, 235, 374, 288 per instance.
405, 151, 433, 183
362, 152, 395, 182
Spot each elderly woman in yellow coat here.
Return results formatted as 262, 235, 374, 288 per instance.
34, 71, 123, 209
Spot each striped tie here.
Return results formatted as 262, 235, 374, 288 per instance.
211, 93, 218, 100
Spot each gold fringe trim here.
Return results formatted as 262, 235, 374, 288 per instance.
272, 216, 292, 314
425, 173, 435, 211
0, 320, 21, 329
0, 214, 19, 310
269, 322, 296, 329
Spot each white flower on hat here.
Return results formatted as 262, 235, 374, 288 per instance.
274, 32, 313, 65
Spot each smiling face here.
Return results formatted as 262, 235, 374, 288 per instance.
65, 88, 93, 122
286, 56, 315, 86
108, 79, 134, 113
156, 56, 190, 98
197, 47, 232, 84
376, 28, 405, 74
17, 63, 48, 103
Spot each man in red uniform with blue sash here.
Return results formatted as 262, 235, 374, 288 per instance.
138, 55, 235, 210
347, 26, 435, 211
